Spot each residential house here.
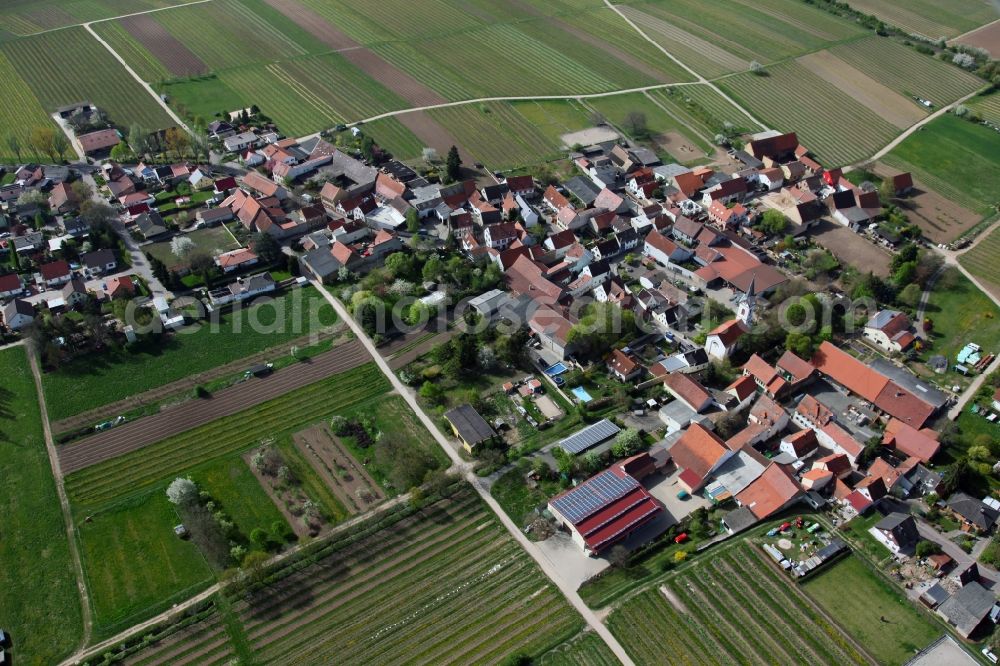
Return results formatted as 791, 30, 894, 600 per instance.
872, 512, 919, 554
2, 298, 34, 330
39, 260, 72, 288
78, 128, 121, 156
937, 581, 999, 639
707, 201, 749, 230
864, 310, 916, 353
215, 247, 259, 273
734, 462, 803, 520
80, 249, 117, 277
134, 212, 169, 240
444, 404, 496, 453
48, 182, 79, 214
61, 278, 89, 309
670, 423, 735, 492
663, 373, 714, 413
946, 493, 999, 535
704, 319, 747, 361
207, 273, 276, 306
104, 275, 136, 300
224, 131, 259, 153
882, 418, 940, 463
644, 229, 692, 267
890, 173, 914, 196
196, 207, 235, 227
607, 349, 641, 382
0, 273, 23, 299
528, 306, 575, 360
242, 171, 287, 200
779, 429, 818, 460
484, 222, 519, 250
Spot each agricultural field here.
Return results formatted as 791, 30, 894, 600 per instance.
42, 286, 338, 421
1, 27, 173, 130
720, 61, 900, 166
844, 0, 998, 39
828, 36, 985, 108
425, 103, 566, 170
0, 347, 83, 664
0, 0, 206, 37
0, 50, 54, 162
232, 489, 583, 664
509, 99, 595, 147
803, 555, 941, 665
362, 116, 426, 161
968, 90, 1000, 124
607, 542, 871, 665
539, 631, 619, 666
662, 84, 765, 133
619, 0, 867, 65
583, 92, 712, 160
919, 267, 1000, 379
883, 115, 1000, 214
959, 225, 1000, 300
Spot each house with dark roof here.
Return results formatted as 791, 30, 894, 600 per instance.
547, 466, 664, 556
0, 272, 23, 299
947, 493, 999, 535
937, 581, 998, 638
444, 404, 496, 453
2, 298, 34, 330
77, 128, 120, 155
80, 249, 117, 277
39, 260, 72, 288
134, 211, 168, 240
872, 512, 919, 554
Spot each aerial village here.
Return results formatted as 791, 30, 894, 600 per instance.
2, 106, 1000, 657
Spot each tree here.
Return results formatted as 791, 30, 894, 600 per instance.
892, 261, 917, 287
757, 209, 788, 235
252, 232, 282, 266
30, 126, 57, 162
129, 124, 151, 157
611, 428, 642, 459
445, 145, 462, 182
897, 283, 922, 309
607, 545, 630, 568
785, 331, 815, 358
916, 540, 943, 557
166, 477, 199, 505
360, 136, 376, 162
5, 133, 22, 163
405, 207, 420, 234
52, 132, 70, 162
171, 235, 196, 260
750, 61, 767, 75
71, 180, 93, 202
623, 111, 648, 139
421, 147, 438, 163
165, 127, 190, 159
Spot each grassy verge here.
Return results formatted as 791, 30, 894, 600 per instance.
0, 347, 83, 663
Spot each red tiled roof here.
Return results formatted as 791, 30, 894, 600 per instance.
645, 229, 678, 257
726, 374, 757, 402
664, 373, 713, 412
776, 350, 814, 384
671, 423, 730, 481
243, 171, 278, 197
814, 453, 851, 478
821, 423, 863, 458
811, 341, 888, 403
844, 490, 872, 513
735, 463, 802, 519
882, 418, 940, 462
216, 247, 258, 268
0, 273, 22, 292
708, 319, 747, 347
608, 349, 639, 377
104, 275, 135, 298
40, 260, 71, 281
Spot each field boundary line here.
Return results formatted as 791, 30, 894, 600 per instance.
641, 89, 714, 148
950, 17, 1000, 43
27, 343, 94, 651
18, 0, 216, 37
599, 0, 769, 132
81, 22, 192, 135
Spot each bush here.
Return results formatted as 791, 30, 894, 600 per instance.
915, 540, 942, 557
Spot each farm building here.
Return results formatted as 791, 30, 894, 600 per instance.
77, 128, 121, 156
937, 581, 999, 638
444, 404, 496, 453
556, 419, 621, 455
547, 467, 664, 556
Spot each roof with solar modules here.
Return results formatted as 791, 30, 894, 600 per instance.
547, 467, 664, 555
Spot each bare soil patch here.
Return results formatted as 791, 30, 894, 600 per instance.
659, 585, 687, 613
561, 126, 619, 148
797, 51, 925, 129
534, 395, 563, 420
293, 423, 384, 514
120, 14, 207, 77
955, 20, 1000, 58
875, 163, 982, 243
57, 339, 370, 474
809, 219, 892, 277
265, 0, 445, 107
656, 130, 700, 162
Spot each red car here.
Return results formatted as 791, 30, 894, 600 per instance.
779, 522, 792, 532
674, 533, 688, 544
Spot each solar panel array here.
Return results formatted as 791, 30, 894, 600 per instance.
550, 470, 639, 524
558, 419, 621, 454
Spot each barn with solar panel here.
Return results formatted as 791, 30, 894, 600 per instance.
547, 467, 664, 556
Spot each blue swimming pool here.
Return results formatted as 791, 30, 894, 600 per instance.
571, 386, 593, 403
544, 362, 569, 376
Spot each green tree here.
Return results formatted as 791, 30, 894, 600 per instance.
52, 132, 70, 162
30, 126, 57, 162
445, 145, 462, 182
757, 209, 788, 235
897, 283, 922, 309
892, 261, 917, 287
611, 428, 642, 459
405, 207, 420, 234
5, 133, 23, 162
252, 232, 282, 266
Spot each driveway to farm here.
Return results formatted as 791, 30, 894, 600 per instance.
57, 339, 369, 474
309, 279, 636, 666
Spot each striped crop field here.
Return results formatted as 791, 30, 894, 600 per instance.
584, 91, 712, 154
90, 19, 173, 83
363, 116, 425, 160
427, 102, 566, 169
959, 226, 1000, 300
829, 36, 985, 106
107, 600, 236, 666
299, 0, 485, 44
1, 27, 172, 130
540, 631, 619, 666
968, 91, 1000, 124
0, 50, 55, 162
64, 363, 391, 512
720, 61, 899, 166
620, 0, 866, 65
0, 0, 205, 37
234, 489, 583, 664
665, 84, 764, 133
607, 543, 871, 666
844, 0, 997, 39
509, 99, 595, 147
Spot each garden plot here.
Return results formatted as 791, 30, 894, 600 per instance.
874, 163, 982, 244
235, 489, 582, 664
293, 423, 384, 515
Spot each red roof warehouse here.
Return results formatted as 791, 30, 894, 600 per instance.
547, 467, 663, 555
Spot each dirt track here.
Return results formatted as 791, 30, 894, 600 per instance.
58, 339, 370, 475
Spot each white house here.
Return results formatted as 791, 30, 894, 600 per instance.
223, 131, 259, 153
2, 298, 34, 330
644, 230, 691, 266
863, 310, 916, 353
